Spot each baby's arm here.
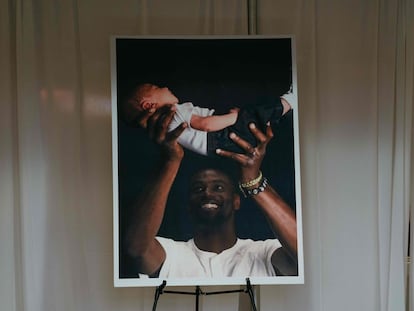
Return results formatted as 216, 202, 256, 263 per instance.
190, 111, 238, 132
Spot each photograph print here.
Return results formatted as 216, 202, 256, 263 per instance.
111, 36, 304, 287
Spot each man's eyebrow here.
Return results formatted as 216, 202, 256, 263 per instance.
191, 178, 230, 184
212, 179, 228, 183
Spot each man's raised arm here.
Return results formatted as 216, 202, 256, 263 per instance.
124, 106, 187, 276
217, 123, 298, 276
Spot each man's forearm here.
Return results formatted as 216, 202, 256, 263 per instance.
252, 186, 297, 260
125, 157, 182, 257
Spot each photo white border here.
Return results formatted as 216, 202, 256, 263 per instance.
111, 35, 304, 287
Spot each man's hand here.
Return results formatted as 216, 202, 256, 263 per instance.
137, 105, 187, 161
216, 122, 274, 183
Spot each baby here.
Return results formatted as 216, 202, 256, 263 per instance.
121, 83, 292, 156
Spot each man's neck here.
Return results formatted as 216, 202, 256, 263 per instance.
193, 225, 237, 254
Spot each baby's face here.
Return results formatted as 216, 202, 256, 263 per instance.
124, 84, 179, 127
141, 84, 179, 108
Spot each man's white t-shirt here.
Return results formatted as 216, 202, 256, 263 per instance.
155, 236, 281, 278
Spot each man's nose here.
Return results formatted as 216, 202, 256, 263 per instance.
201, 187, 214, 197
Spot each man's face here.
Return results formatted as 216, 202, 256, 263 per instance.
188, 169, 240, 227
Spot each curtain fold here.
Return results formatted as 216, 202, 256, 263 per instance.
0, 0, 412, 311
378, 0, 414, 310
377, 0, 406, 310
0, 1, 20, 311
407, 0, 414, 309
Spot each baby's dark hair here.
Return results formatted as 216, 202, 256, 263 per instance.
118, 83, 152, 126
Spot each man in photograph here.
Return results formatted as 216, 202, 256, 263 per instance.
123, 106, 298, 278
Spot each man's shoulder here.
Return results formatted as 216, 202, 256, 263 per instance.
234, 238, 281, 253
156, 236, 194, 249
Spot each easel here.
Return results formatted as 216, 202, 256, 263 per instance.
152, 278, 258, 311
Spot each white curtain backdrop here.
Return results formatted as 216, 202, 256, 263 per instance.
1, 0, 413, 311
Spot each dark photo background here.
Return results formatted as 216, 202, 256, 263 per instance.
115, 37, 297, 278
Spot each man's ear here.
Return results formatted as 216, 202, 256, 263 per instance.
233, 194, 241, 211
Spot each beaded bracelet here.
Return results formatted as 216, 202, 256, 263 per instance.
238, 177, 268, 198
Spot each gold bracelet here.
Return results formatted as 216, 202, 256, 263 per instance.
240, 171, 263, 188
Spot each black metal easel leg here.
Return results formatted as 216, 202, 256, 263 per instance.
152, 280, 167, 311
195, 286, 202, 311
152, 279, 257, 311
245, 278, 258, 311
